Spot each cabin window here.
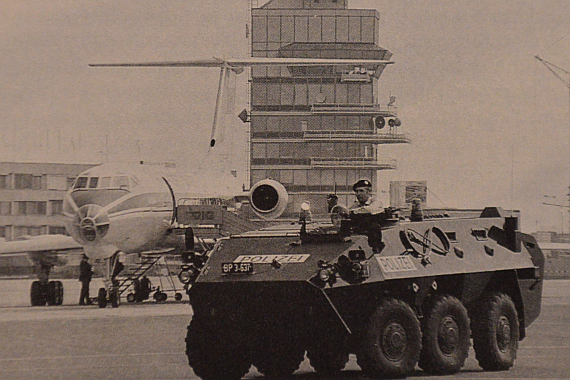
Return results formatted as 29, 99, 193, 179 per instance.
99, 177, 111, 188
88, 177, 99, 189
74, 177, 88, 189
112, 176, 129, 189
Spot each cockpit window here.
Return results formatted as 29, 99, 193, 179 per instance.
112, 176, 129, 189
99, 177, 111, 188
88, 177, 99, 189
74, 177, 88, 189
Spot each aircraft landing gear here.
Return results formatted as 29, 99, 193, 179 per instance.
30, 280, 64, 306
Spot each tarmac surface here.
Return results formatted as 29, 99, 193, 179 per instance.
0, 279, 569, 380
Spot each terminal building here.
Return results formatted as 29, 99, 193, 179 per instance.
249, 0, 410, 216
0, 162, 95, 241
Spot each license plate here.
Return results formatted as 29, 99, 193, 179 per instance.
221, 262, 254, 274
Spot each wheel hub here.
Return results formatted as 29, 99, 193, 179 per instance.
438, 316, 460, 355
382, 322, 407, 361
496, 315, 512, 352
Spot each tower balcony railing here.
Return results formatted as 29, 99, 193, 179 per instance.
311, 103, 397, 115
251, 157, 398, 170
311, 157, 397, 170
303, 130, 410, 144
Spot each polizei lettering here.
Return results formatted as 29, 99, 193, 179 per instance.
234, 254, 310, 264
376, 255, 417, 273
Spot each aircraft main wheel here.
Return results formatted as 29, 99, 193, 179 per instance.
186, 315, 251, 380
30, 281, 46, 306
54, 281, 64, 306
46, 281, 57, 306
307, 346, 349, 376
472, 292, 519, 371
109, 289, 120, 308
418, 295, 471, 374
97, 288, 107, 308
126, 293, 135, 303
357, 298, 422, 379
174, 292, 183, 301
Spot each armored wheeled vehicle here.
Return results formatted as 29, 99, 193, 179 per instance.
184, 183, 544, 379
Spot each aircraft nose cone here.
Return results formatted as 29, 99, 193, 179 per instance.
73, 204, 110, 243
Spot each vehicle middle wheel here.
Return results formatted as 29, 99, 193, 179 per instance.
357, 298, 422, 379
418, 294, 471, 374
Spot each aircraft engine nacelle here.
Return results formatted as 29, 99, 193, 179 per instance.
249, 179, 288, 220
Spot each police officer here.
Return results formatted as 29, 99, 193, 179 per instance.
79, 254, 94, 305
349, 179, 384, 215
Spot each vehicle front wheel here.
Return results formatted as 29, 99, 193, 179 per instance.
357, 298, 422, 378
186, 316, 251, 380
472, 292, 519, 371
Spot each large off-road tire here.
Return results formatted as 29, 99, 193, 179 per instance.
472, 292, 519, 371
30, 281, 46, 306
186, 316, 251, 380
252, 341, 305, 379
357, 298, 422, 379
97, 288, 107, 308
307, 346, 349, 376
418, 295, 471, 374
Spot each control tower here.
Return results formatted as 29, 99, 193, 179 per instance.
249, 0, 409, 216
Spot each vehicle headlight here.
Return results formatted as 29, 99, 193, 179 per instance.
178, 269, 194, 284
318, 268, 332, 282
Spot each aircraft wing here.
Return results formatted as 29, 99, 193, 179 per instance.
0, 234, 82, 255
89, 57, 393, 68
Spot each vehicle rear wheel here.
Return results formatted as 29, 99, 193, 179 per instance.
186, 316, 251, 380
307, 346, 349, 376
418, 295, 471, 374
357, 298, 422, 378
30, 281, 46, 306
97, 287, 107, 308
472, 292, 519, 371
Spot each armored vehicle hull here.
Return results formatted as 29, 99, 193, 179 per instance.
185, 207, 544, 379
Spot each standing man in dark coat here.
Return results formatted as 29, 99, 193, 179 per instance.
79, 254, 93, 305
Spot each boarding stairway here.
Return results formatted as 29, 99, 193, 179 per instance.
115, 253, 166, 297
114, 206, 263, 298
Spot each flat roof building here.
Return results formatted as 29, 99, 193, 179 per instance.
249, 0, 409, 216
0, 162, 96, 241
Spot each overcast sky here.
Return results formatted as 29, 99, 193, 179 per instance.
1, 0, 570, 233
